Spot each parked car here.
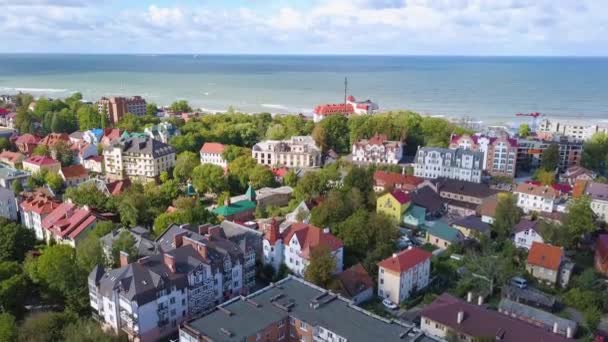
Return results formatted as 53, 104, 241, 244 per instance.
510, 276, 528, 289
382, 298, 398, 310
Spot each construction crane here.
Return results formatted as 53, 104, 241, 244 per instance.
516, 112, 544, 131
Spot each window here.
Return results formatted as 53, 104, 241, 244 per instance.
300, 321, 307, 331
170, 297, 176, 304
290, 317, 295, 325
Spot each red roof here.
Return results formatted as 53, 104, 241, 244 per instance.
374, 171, 423, 189
313, 103, 354, 116
272, 167, 289, 178
526, 181, 571, 194
24, 156, 60, 166
42, 202, 98, 240
60, 164, 89, 179
282, 223, 343, 258
20, 193, 60, 215
15, 134, 41, 145
451, 134, 517, 148
335, 263, 373, 298
106, 179, 131, 196
368, 134, 389, 145
200, 142, 226, 154
377, 247, 431, 273
390, 189, 410, 204
0, 108, 9, 115
527, 242, 563, 271
39, 133, 70, 147
0, 151, 24, 163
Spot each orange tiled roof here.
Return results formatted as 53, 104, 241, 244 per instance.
527, 242, 563, 271
377, 247, 432, 273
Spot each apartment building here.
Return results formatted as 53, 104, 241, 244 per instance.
20, 192, 61, 241
377, 247, 432, 304
352, 134, 404, 164
516, 137, 583, 172
179, 275, 430, 342
97, 96, 147, 124
414, 147, 484, 183
199, 142, 227, 167
0, 187, 17, 221
514, 183, 557, 213
421, 293, 570, 342
263, 220, 344, 276
252, 136, 322, 168
104, 137, 176, 182
538, 118, 608, 141
450, 134, 518, 177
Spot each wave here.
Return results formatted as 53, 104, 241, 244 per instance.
261, 103, 289, 111
0, 87, 71, 93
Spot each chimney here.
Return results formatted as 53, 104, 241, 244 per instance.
208, 226, 221, 238
198, 223, 212, 236
197, 242, 208, 259
164, 253, 176, 273
173, 231, 188, 248
566, 326, 572, 339
467, 292, 473, 303
477, 295, 483, 306
457, 310, 464, 324
553, 322, 559, 334
119, 251, 129, 267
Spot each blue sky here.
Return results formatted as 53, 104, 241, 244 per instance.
1, 0, 607, 55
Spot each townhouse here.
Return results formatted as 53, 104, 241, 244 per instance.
414, 147, 484, 183
42, 201, 106, 247
377, 247, 432, 304
376, 190, 411, 223
580, 182, 608, 222
144, 122, 180, 144
14, 134, 40, 155
422, 178, 498, 217
352, 134, 404, 165
252, 136, 322, 168
104, 137, 176, 182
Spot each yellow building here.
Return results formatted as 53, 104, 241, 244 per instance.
377, 190, 411, 222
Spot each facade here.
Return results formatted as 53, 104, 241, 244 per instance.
199, 142, 227, 167
373, 170, 423, 192
0, 164, 29, 189
0, 150, 25, 168
414, 147, 484, 183
59, 164, 90, 187
450, 134, 518, 177
538, 118, 608, 141
425, 222, 463, 249
83, 156, 104, 174
423, 178, 497, 217
179, 275, 429, 342
42, 201, 103, 247
526, 242, 572, 287
263, 220, 343, 276
20, 192, 61, 241
252, 136, 322, 168
312, 95, 378, 123
103, 137, 176, 182
144, 122, 180, 144
451, 215, 491, 239
595, 235, 608, 276
516, 137, 583, 172
0, 187, 17, 221
352, 134, 404, 164
513, 219, 545, 250
97, 96, 147, 123
377, 247, 432, 304
580, 182, 608, 222
514, 183, 557, 213
421, 293, 569, 342
23, 156, 61, 174
376, 190, 411, 222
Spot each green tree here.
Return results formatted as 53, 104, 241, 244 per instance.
62, 318, 126, 342
562, 196, 595, 248
518, 124, 531, 137
76, 233, 107, 272
170, 100, 192, 113
111, 231, 137, 267
15, 108, 33, 134
145, 103, 158, 117
0, 261, 29, 315
25, 244, 83, 298
173, 151, 200, 183
492, 193, 521, 241
0, 138, 9, 152
283, 170, 298, 187
192, 164, 226, 195
533, 169, 555, 185
53, 140, 74, 166
304, 245, 336, 287
0, 220, 36, 262
313, 115, 350, 153
153, 198, 217, 236
45, 172, 64, 193
64, 183, 114, 212
540, 144, 559, 171
11, 180, 23, 196
582, 132, 608, 175
32, 145, 50, 157
222, 145, 250, 163
249, 165, 276, 189
76, 105, 101, 131
0, 313, 17, 342
116, 113, 142, 132
18, 312, 69, 342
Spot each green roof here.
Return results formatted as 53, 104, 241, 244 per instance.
212, 200, 256, 217
425, 222, 461, 242
406, 205, 426, 221
245, 184, 256, 202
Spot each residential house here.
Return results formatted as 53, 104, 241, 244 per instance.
82, 128, 104, 144
0, 150, 25, 168
580, 182, 608, 222
526, 242, 573, 287
373, 170, 423, 192
144, 122, 180, 144
59, 164, 90, 187
498, 298, 577, 338
212, 185, 257, 221
0, 164, 28, 189
377, 247, 432, 304
23, 156, 61, 174
283, 201, 311, 227
68, 131, 85, 144
100, 128, 122, 146
477, 194, 499, 224
423, 178, 497, 217
20, 192, 61, 240
515, 183, 557, 213
403, 205, 426, 229
594, 235, 608, 276
421, 293, 570, 342
425, 222, 463, 249
38, 133, 70, 151
71, 141, 98, 165
42, 201, 105, 247
312, 95, 378, 122
376, 190, 411, 223
451, 215, 491, 240
252, 136, 322, 168
262, 219, 343, 276
450, 134, 518, 177
83, 155, 103, 173
352, 134, 404, 164
414, 147, 484, 183
15, 134, 40, 155
560, 165, 596, 185
179, 275, 430, 342
513, 219, 545, 250
199, 142, 227, 167
410, 186, 445, 218
334, 263, 374, 305
0, 187, 17, 221
103, 136, 176, 182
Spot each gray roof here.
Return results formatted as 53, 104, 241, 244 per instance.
183, 276, 434, 342
0, 164, 29, 180
498, 299, 577, 335
432, 178, 498, 198
100, 228, 157, 258
416, 147, 484, 167
114, 136, 175, 158
0, 187, 15, 201
452, 215, 491, 233
585, 182, 608, 202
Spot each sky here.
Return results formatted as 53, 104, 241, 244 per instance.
0, 0, 607, 56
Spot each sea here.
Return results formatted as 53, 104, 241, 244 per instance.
0, 54, 607, 125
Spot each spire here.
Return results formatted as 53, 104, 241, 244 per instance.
245, 184, 256, 202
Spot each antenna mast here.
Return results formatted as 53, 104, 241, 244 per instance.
344, 77, 348, 104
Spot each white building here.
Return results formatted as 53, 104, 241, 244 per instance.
252, 136, 322, 168
312, 95, 379, 123
514, 183, 557, 213
0, 187, 17, 221
414, 147, 484, 183
199, 142, 227, 167
377, 247, 432, 304
104, 137, 176, 182
538, 118, 608, 141
262, 220, 343, 276
513, 219, 545, 250
19, 192, 60, 241
581, 182, 608, 223
352, 134, 404, 164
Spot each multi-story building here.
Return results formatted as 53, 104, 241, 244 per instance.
514, 183, 557, 213
376, 190, 411, 223
0, 164, 29, 189
312, 95, 378, 123
199, 142, 227, 167
144, 122, 180, 144
0, 187, 17, 221
450, 134, 518, 177
538, 118, 608, 141
422, 178, 498, 217
516, 137, 583, 172
421, 293, 570, 341
104, 137, 176, 182
179, 275, 429, 342
580, 182, 608, 222
42, 201, 105, 247
97, 96, 147, 124
352, 134, 404, 164
252, 136, 322, 168
414, 147, 484, 183
377, 247, 432, 304
20, 192, 61, 241
23, 156, 61, 174
262, 219, 343, 276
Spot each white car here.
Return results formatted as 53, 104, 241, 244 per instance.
382, 298, 398, 310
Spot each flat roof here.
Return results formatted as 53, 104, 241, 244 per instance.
184, 276, 432, 342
